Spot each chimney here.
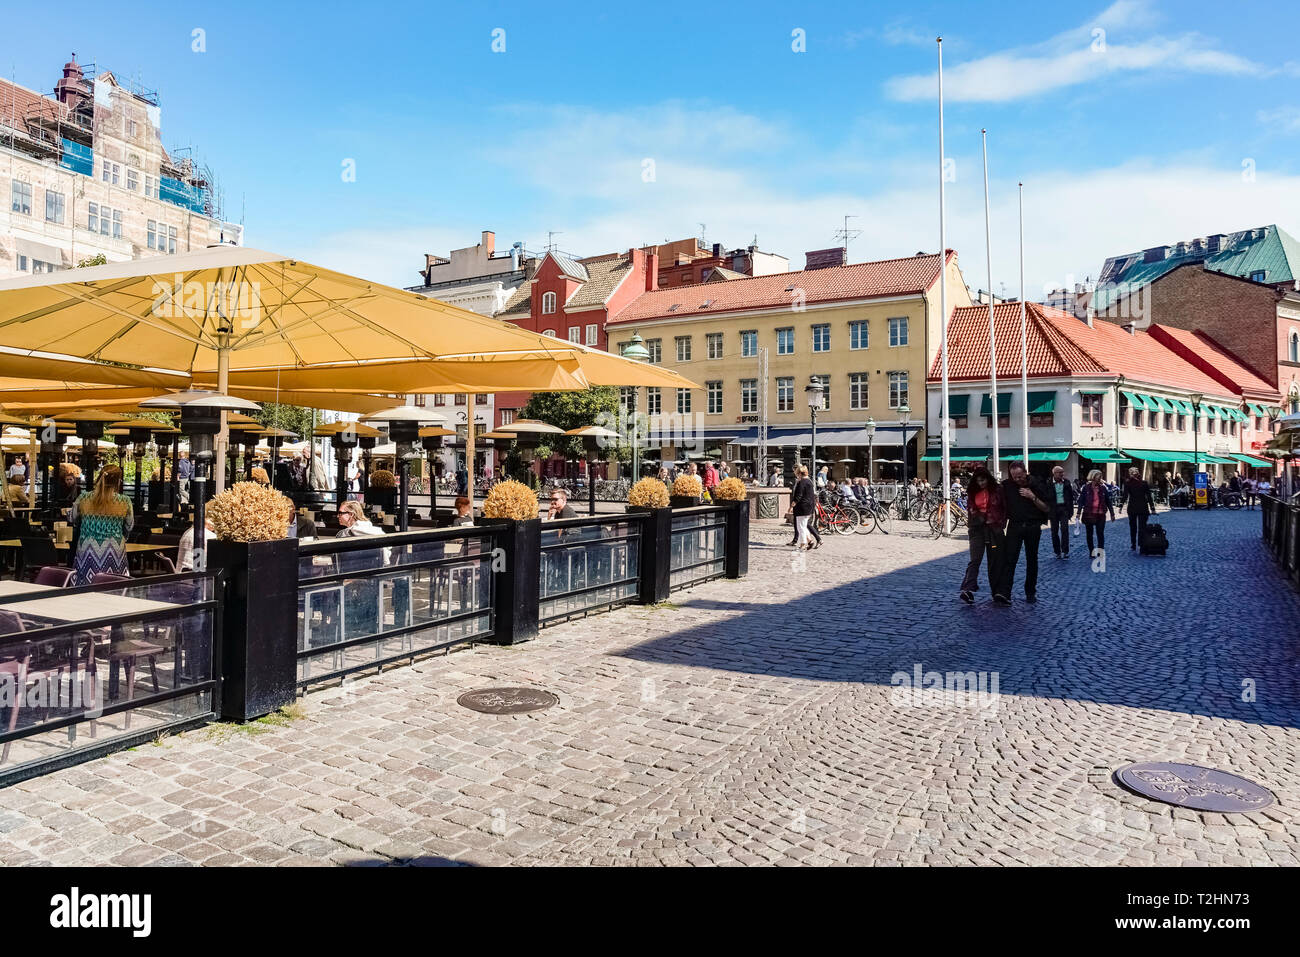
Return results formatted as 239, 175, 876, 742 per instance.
804, 247, 847, 270
1142, 245, 1169, 264
712, 242, 722, 258
481, 231, 495, 257
1121, 322, 1136, 336
510, 242, 522, 271
645, 249, 659, 291
1207, 233, 1226, 255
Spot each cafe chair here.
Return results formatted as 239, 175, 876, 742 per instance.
0, 610, 80, 764
33, 566, 73, 588
18, 537, 60, 582
91, 573, 162, 727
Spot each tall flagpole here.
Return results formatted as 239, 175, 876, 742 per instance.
982, 129, 1000, 478
938, 36, 952, 534
1019, 182, 1029, 464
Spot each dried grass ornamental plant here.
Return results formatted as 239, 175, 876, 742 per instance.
670, 474, 703, 498
59, 462, 83, 479
370, 469, 397, 489
250, 466, 270, 484
628, 476, 670, 508
713, 477, 748, 501
482, 479, 538, 521
207, 481, 294, 542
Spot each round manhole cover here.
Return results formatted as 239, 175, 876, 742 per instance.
1114, 762, 1274, 813
456, 687, 559, 715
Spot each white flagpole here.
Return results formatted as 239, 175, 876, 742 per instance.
1019, 182, 1029, 465
982, 129, 1000, 479
938, 36, 952, 534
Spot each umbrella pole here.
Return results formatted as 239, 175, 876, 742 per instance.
588, 448, 596, 516
465, 397, 476, 515
214, 343, 230, 495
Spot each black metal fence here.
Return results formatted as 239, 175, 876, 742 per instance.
538, 515, 642, 626
669, 507, 728, 592
0, 573, 220, 787
1261, 495, 1300, 587
296, 527, 498, 688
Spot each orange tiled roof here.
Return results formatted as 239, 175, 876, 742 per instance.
609, 251, 951, 323
0, 77, 66, 134
932, 302, 1236, 398
1146, 324, 1279, 397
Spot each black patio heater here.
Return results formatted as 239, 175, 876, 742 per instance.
141, 392, 262, 571
565, 425, 622, 515
362, 406, 442, 531
111, 418, 165, 514
37, 418, 67, 524
54, 409, 121, 490
420, 426, 454, 515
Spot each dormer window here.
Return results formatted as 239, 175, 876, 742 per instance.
541, 291, 557, 314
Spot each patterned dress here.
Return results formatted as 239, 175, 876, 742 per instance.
69, 492, 134, 586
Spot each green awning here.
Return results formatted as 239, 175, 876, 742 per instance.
1150, 395, 1177, 414
998, 449, 1072, 462
1134, 392, 1161, 411
1247, 402, 1268, 417
941, 394, 970, 417
1080, 450, 1131, 463
1203, 405, 1223, 419
1120, 390, 1150, 411
1026, 391, 1056, 414
920, 446, 989, 462
1171, 398, 1195, 415
1200, 454, 1240, 465
1228, 407, 1249, 422
1077, 389, 1107, 396
979, 392, 1011, 416
1232, 452, 1273, 467
1123, 449, 1185, 463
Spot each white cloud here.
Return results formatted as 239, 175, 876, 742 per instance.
886, 2, 1261, 102
1258, 106, 1300, 134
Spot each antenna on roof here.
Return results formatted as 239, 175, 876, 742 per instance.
833, 215, 862, 256
698, 223, 707, 245
546, 231, 563, 253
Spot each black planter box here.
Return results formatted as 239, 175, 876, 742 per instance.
476, 517, 541, 645
208, 537, 299, 722
669, 495, 701, 508
364, 488, 397, 512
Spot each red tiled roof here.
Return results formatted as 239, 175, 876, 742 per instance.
609, 251, 952, 323
1146, 324, 1279, 397
931, 302, 1236, 398
0, 78, 66, 134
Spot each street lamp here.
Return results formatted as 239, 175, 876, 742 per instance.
621, 332, 651, 481
865, 416, 876, 487
898, 404, 913, 520
806, 376, 823, 488
1190, 392, 1203, 509
141, 391, 262, 571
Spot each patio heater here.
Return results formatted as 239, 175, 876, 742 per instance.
898, 404, 913, 520
865, 417, 877, 485
620, 332, 650, 480
566, 425, 622, 515
141, 392, 262, 571
53, 409, 121, 490
420, 426, 456, 514
150, 423, 180, 512
361, 406, 444, 531
37, 418, 66, 524
496, 419, 565, 489
806, 376, 823, 486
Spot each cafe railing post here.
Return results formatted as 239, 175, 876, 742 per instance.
636, 507, 672, 604
481, 517, 540, 645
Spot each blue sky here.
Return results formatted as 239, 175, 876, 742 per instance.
6, 0, 1298, 297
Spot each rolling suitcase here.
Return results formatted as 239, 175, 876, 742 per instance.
1139, 521, 1168, 555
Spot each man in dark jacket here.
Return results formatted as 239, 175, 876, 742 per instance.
1046, 465, 1076, 560
997, 463, 1051, 604
1121, 467, 1157, 551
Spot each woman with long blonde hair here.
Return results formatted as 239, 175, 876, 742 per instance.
69, 465, 134, 585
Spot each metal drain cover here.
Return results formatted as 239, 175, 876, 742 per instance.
457, 687, 559, 715
1114, 762, 1274, 813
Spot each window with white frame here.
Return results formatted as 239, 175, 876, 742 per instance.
707, 381, 722, 415
499, 408, 514, 425
850, 320, 868, 349
706, 332, 723, 359
776, 327, 794, 355
126, 169, 139, 192
145, 174, 155, 198
101, 160, 119, 185
816, 375, 830, 409
10, 181, 32, 215
542, 328, 556, 337
585, 323, 598, 346
677, 389, 692, 414
87, 202, 98, 232
147, 220, 159, 250
647, 387, 662, 415
740, 378, 758, 414
812, 324, 830, 352
888, 316, 909, 347
646, 338, 662, 363
777, 376, 794, 412
568, 327, 581, 343
740, 330, 757, 357
44, 189, 64, 223
619, 387, 635, 412
888, 371, 908, 409
849, 373, 869, 410
541, 291, 557, 314
676, 336, 692, 362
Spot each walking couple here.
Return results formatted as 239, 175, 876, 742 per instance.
960, 462, 1050, 605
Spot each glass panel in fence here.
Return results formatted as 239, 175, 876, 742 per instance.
669, 510, 726, 590
538, 520, 640, 623
0, 577, 216, 779
297, 531, 495, 685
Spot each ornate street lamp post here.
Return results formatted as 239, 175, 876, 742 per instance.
1190, 392, 1203, 510
806, 376, 823, 489
865, 416, 876, 487
898, 404, 913, 520
621, 332, 650, 480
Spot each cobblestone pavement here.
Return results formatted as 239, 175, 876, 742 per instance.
2, 508, 1297, 866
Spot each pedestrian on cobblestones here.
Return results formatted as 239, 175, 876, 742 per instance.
960, 466, 1006, 605
791, 465, 816, 550
1121, 467, 1156, 552
1076, 469, 1115, 555
1046, 465, 1076, 560
997, 462, 1050, 604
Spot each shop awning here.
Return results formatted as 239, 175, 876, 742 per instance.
920, 446, 990, 462
941, 394, 970, 417
1003, 450, 1070, 462
1080, 450, 1131, 463
1227, 407, 1248, 422
1150, 395, 1177, 414
1120, 390, 1155, 411
1026, 391, 1056, 414
1231, 452, 1274, 467
979, 392, 1011, 416
1123, 449, 1185, 462
1077, 389, 1108, 396
1246, 402, 1268, 417
1170, 398, 1195, 415
1199, 454, 1240, 465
